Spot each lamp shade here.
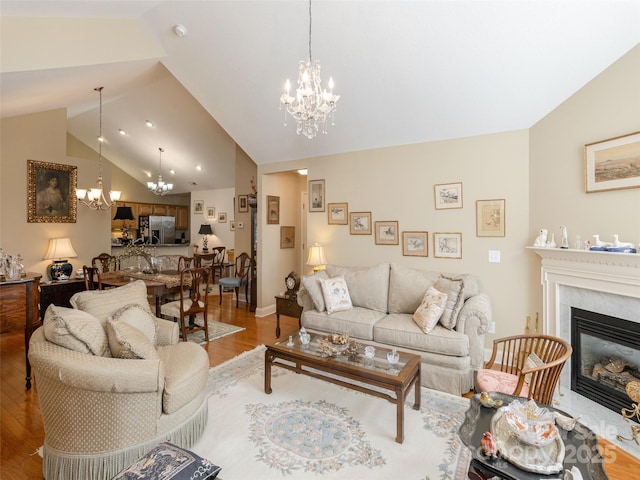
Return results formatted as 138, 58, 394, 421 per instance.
306, 243, 327, 269
43, 237, 77, 281
113, 206, 135, 221
198, 224, 213, 235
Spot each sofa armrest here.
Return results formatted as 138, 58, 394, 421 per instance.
297, 287, 313, 310
156, 317, 179, 345
456, 293, 492, 370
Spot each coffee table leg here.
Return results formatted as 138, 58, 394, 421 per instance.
396, 387, 405, 443
264, 350, 273, 394
413, 366, 421, 410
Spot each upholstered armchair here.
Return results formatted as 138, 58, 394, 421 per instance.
29, 280, 210, 480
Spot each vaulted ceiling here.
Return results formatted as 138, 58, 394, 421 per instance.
2, 1, 639, 194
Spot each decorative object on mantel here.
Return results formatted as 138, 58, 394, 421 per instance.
616, 380, 640, 446
43, 237, 77, 281
76, 87, 122, 210
533, 228, 548, 247
591, 234, 637, 253
279, 0, 340, 139
560, 226, 569, 249
0, 248, 25, 281
147, 147, 174, 195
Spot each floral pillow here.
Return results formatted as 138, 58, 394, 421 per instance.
412, 287, 448, 334
320, 276, 353, 315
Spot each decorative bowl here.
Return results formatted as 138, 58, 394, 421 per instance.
503, 399, 558, 447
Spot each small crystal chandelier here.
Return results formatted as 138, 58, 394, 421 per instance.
279, 0, 340, 139
76, 87, 121, 210
147, 147, 173, 195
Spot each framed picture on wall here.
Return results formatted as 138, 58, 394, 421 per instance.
27, 160, 78, 223
434, 182, 463, 209
476, 199, 505, 237
349, 211, 372, 235
238, 194, 249, 212
194, 200, 204, 214
402, 231, 428, 256
218, 212, 227, 223
309, 179, 325, 212
433, 232, 462, 259
584, 131, 640, 193
374, 221, 399, 245
280, 226, 295, 248
267, 195, 280, 224
328, 202, 348, 225
206, 206, 215, 218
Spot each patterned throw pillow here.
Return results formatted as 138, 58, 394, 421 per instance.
523, 352, 545, 384
43, 304, 108, 356
301, 270, 329, 312
112, 442, 221, 480
434, 275, 465, 330
412, 287, 448, 334
70, 280, 151, 323
109, 303, 158, 345
320, 276, 353, 315
106, 320, 158, 360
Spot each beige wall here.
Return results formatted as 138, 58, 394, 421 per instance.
528, 43, 640, 319
1, 109, 112, 278
233, 146, 257, 260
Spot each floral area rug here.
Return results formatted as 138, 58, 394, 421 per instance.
191, 346, 471, 479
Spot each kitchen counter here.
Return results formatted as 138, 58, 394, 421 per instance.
111, 244, 191, 256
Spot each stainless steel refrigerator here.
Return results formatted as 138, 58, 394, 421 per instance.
139, 215, 176, 244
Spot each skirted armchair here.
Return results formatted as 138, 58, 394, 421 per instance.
29, 280, 210, 480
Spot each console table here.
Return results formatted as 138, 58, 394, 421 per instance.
0, 273, 42, 389
39, 278, 86, 321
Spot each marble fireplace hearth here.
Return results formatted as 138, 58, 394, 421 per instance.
530, 247, 640, 458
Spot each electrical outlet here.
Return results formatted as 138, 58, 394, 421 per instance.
488, 321, 496, 334
488, 250, 501, 263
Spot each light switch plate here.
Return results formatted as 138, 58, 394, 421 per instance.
488, 250, 501, 263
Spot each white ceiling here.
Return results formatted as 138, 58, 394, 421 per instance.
2, 1, 639, 194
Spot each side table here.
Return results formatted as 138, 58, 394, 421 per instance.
274, 294, 302, 338
39, 278, 86, 321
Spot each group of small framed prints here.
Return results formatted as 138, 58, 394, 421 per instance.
317, 180, 506, 259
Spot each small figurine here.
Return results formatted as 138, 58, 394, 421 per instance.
480, 431, 498, 458
479, 392, 503, 408
592, 234, 612, 248
613, 234, 635, 248
560, 226, 569, 249
533, 228, 548, 247
547, 233, 557, 248
553, 412, 580, 431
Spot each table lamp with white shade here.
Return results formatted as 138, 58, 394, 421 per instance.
306, 243, 327, 272
44, 237, 77, 281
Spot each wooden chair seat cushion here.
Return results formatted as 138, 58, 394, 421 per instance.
219, 276, 247, 288
476, 368, 530, 398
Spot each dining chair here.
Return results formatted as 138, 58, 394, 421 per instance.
82, 265, 102, 290
475, 334, 572, 405
218, 252, 250, 308
178, 255, 196, 271
91, 252, 120, 273
160, 266, 212, 342
196, 246, 226, 283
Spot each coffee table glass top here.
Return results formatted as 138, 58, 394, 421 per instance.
273, 332, 410, 377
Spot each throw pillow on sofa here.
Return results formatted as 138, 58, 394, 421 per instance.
301, 270, 329, 311
106, 319, 159, 360
43, 304, 109, 356
320, 276, 353, 314
412, 286, 448, 333
434, 275, 465, 330
109, 303, 158, 345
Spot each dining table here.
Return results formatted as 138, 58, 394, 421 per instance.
100, 270, 188, 317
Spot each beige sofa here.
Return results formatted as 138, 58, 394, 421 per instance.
29, 280, 209, 480
298, 262, 491, 395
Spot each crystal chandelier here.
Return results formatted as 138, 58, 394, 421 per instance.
147, 147, 173, 195
76, 87, 121, 210
279, 0, 340, 139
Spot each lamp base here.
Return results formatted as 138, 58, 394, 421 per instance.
48, 260, 72, 281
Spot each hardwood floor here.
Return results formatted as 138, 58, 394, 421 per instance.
1, 296, 637, 479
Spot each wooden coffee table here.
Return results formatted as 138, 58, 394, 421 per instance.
264, 333, 421, 443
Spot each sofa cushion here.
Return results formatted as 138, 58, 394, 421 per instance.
70, 280, 151, 323
320, 276, 353, 314
301, 270, 329, 311
434, 275, 465, 329
412, 287, 448, 334
157, 341, 209, 414
302, 307, 386, 341
326, 263, 389, 313
43, 304, 109, 356
388, 263, 440, 314
373, 313, 469, 357
106, 319, 159, 360
109, 303, 158, 345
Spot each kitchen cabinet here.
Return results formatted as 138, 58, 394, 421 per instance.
152, 204, 168, 216
138, 203, 154, 216
111, 202, 189, 232
176, 206, 189, 230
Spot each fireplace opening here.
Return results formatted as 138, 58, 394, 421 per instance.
571, 307, 640, 420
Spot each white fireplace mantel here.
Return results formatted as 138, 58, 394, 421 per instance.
528, 247, 640, 336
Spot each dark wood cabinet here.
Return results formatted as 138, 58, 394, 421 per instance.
39, 279, 86, 321
274, 295, 303, 338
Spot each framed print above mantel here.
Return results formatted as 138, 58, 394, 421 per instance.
585, 131, 640, 193
27, 160, 77, 223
